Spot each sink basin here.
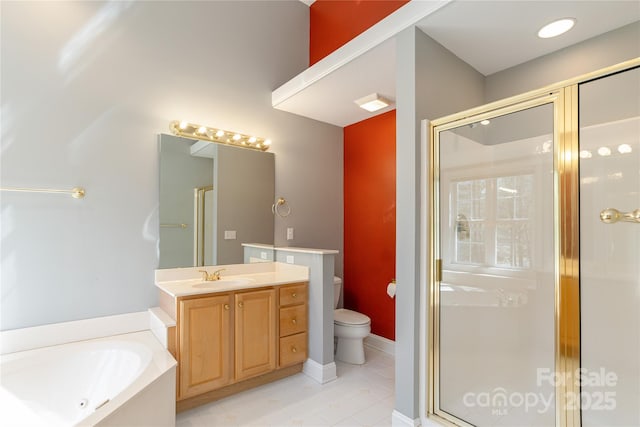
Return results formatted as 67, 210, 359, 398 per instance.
192, 278, 253, 288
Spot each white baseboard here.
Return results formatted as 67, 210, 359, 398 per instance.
302, 358, 337, 384
364, 333, 395, 356
0, 311, 149, 355
392, 410, 421, 427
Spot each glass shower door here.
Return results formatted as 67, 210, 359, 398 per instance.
579, 67, 640, 426
435, 101, 557, 426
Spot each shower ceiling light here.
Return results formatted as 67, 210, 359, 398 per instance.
537, 18, 576, 39
354, 93, 393, 112
618, 144, 632, 154
169, 121, 271, 151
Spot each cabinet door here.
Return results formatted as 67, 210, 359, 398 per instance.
179, 294, 232, 399
235, 289, 276, 381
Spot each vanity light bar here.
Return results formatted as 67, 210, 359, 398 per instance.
169, 120, 272, 152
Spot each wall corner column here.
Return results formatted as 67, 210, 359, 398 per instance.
393, 26, 423, 424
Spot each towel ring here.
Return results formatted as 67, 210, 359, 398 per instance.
272, 197, 291, 217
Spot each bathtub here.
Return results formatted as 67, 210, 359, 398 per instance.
0, 330, 177, 426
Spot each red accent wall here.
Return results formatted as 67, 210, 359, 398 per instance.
309, 0, 409, 65
344, 110, 396, 340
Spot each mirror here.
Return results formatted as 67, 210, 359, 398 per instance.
158, 134, 275, 268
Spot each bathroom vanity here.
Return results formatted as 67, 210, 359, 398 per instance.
153, 262, 309, 412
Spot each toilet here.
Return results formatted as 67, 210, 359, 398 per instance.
333, 276, 371, 365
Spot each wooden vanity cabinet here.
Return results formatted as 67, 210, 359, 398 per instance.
172, 282, 307, 411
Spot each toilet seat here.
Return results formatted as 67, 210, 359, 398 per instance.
334, 308, 370, 326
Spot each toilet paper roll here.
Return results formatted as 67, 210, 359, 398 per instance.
386, 281, 396, 298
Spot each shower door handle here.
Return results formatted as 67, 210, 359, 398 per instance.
600, 208, 640, 224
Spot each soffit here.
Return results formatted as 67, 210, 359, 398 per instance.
274, 0, 640, 127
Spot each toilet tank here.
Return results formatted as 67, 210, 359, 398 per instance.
333, 276, 342, 309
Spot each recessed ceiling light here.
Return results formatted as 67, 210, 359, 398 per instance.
480, 119, 490, 126
354, 93, 393, 112
538, 18, 576, 39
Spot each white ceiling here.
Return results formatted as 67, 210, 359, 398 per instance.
274, 0, 640, 127
417, 0, 640, 76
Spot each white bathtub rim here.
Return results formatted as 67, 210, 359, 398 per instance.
0, 311, 149, 355
0, 330, 176, 427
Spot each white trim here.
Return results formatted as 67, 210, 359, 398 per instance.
392, 410, 422, 427
419, 120, 430, 426
149, 307, 175, 349
299, 0, 315, 6
302, 358, 337, 384
364, 333, 395, 356
272, 0, 451, 107
0, 311, 149, 355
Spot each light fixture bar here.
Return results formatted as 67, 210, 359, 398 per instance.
169, 121, 271, 151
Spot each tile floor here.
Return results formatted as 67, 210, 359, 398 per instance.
176, 346, 395, 427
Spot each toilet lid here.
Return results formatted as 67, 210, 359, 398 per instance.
334, 308, 371, 326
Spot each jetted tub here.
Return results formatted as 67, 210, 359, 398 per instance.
0, 330, 177, 426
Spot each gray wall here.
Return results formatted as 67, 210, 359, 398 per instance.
395, 27, 485, 420
0, 1, 343, 331
485, 22, 640, 102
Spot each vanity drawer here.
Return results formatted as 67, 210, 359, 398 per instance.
279, 304, 307, 337
279, 283, 307, 307
279, 333, 307, 367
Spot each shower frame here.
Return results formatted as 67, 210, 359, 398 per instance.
426, 58, 640, 427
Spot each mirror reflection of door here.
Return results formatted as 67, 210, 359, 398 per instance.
194, 185, 214, 267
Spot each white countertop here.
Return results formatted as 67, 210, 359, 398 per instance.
155, 262, 309, 298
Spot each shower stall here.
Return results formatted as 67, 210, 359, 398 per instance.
428, 62, 639, 426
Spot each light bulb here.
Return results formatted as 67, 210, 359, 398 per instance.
248, 136, 257, 143
215, 130, 225, 137
197, 126, 207, 134
579, 150, 592, 159
179, 121, 188, 130
597, 147, 611, 157
233, 134, 241, 141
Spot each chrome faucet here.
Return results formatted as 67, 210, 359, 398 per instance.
198, 268, 226, 281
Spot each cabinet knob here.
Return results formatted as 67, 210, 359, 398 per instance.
224, 304, 230, 310
291, 293, 297, 298
291, 318, 297, 325
238, 302, 244, 308
291, 346, 297, 353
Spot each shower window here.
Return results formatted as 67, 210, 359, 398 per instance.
453, 173, 533, 270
